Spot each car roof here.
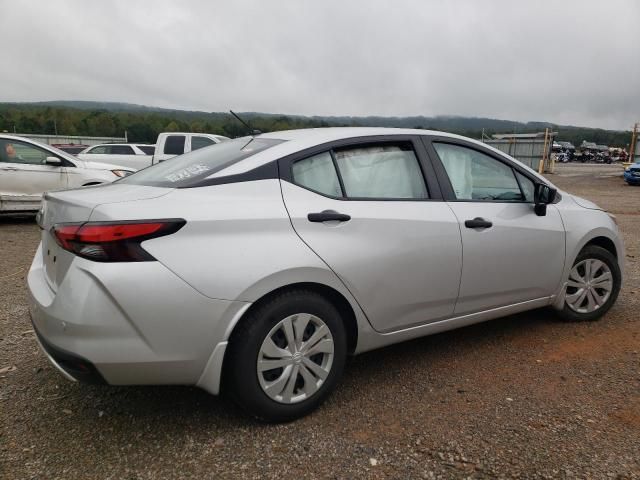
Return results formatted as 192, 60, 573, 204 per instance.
0, 134, 44, 143
161, 132, 227, 137
259, 127, 463, 143
211, 127, 550, 187
89, 143, 130, 147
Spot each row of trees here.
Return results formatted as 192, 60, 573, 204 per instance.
0, 103, 632, 147
0, 105, 333, 143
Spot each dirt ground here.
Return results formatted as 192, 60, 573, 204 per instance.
1, 163, 639, 479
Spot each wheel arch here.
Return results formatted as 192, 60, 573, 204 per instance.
210, 281, 360, 397
551, 228, 624, 310
584, 235, 617, 259
230, 281, 359, 355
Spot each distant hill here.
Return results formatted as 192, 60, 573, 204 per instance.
0, 100, 631, 147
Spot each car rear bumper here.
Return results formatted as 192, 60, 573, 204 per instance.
27, 242, 250, 393
32, 320, 106, 384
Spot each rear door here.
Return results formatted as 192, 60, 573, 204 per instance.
279, 136, 463, 332
0, 139, 68, 211
424, 138, 565, 315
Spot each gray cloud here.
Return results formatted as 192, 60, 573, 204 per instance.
1, 0, 638, 129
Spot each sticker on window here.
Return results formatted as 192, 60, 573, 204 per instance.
165, 164, 211, 182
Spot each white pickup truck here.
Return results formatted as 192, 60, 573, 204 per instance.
152, 132, 229, 163
76, 133, 229, 170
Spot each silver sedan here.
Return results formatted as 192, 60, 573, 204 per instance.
28, 128, 623, 421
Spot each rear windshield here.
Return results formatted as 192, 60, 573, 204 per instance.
119, 137, 284, 187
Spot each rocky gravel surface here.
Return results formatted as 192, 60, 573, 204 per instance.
1, 164, 639, 479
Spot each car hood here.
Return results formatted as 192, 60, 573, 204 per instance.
567, 193, 603, 211
76, 159, 133, 171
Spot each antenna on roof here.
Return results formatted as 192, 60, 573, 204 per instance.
229, 110, 262, 136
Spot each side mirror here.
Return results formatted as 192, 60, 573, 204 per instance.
534, 183, 557, 216
45, 156, 63, 166
45, 156, 62, 166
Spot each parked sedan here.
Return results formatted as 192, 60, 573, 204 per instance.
28, 128, 623, 421
623, 163, 640, 185
0, 135, 134, 212
77, 143, 155, 170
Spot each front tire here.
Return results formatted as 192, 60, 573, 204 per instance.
225, 290, 347, 422
556, 245, 621, 322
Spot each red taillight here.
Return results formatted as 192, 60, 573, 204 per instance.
52, 220, 185, 262
74, 223, 165, 243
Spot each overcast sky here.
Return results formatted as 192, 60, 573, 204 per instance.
1, 0, 638, 130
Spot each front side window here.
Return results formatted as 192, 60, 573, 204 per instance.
191, 136, 215, 151
164, 135, 186, 155
292, 152, 342, 197
433, 143, 525, 201
0, 140, 50, 165
515, 170, 535, 202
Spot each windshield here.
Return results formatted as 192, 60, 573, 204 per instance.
119, 137, 284, 187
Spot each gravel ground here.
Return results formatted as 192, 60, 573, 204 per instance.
1, 164, 639, 479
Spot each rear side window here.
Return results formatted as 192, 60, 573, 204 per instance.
119, 137, 284, 187
291, 143, 428, 200
137, 146, 155, 155
335, 144, 427, 199
88, 145, 108, 154
291, 152, 342, 197
164, 136, 186, 155
433, 143, 525, 201
110, 145, 135, 155
191, 136, 215, 151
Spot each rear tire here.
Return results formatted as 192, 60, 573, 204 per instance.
556, 245, 621, 322
225, 289, 347, 422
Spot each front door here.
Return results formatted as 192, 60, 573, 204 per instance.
0, 139, 68, 211
280, 138, 463, 332
427, 140, 565, 315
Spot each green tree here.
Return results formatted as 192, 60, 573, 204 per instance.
165, 121, 180, 132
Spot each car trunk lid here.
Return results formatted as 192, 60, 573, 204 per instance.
38, 183, 173, 291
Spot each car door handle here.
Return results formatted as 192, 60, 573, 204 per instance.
307, 210, 351, 223
1, 167, 18, 171
464, 217, 493, 229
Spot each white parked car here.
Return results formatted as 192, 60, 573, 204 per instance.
28, 128, 623, 421
0, 135, 134, 212
152, 132, 229, 163
77, 143, 155, 170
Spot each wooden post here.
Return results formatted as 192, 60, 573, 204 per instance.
539, 128, 549, 174
630, 123, 639, 165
